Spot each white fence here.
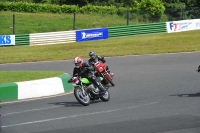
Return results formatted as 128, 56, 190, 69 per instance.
30, 30, 76, 45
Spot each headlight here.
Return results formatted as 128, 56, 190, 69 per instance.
72, 77, 79, 84
99, 67, 104, 72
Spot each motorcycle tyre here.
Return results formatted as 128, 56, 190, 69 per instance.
101, 80, 109, 85
100, 90, 110, 102
74, 87, 90, 106
105, 74, 115, 86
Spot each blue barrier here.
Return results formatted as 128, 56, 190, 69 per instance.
0, 35, 15, 46
76, 28, 108, 42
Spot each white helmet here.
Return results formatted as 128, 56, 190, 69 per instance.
74, 57, 83, 68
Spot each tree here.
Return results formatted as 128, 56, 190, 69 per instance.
183, 0, 200, 19
133, 0, 165, 21
163, 0, 200, 20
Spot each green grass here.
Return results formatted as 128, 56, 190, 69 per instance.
0, 11, 131, 35
0, 71, 64, 84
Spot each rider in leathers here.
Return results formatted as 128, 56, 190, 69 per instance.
197, 65, 200, 72
88, 51, 113, 75
73, 56, 106, 94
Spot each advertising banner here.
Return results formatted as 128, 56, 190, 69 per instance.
0, 35, 15, 46
76, 28, 108, 42
166, 19, 200, 33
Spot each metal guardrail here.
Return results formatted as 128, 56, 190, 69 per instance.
108, 22, 166, 38
30, 31, 76, 45
15, 34, 29, 46
1, 22, 168, 46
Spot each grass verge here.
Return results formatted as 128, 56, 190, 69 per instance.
0, 11, 129, 35
0, 71, 64, 84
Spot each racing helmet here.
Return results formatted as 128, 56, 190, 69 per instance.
74, 57, 83, 68
89, 51, 95, 59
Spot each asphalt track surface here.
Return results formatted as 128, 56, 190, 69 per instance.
0, 52, 200, 133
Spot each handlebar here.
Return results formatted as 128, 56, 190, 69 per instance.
68, 79, 72, 83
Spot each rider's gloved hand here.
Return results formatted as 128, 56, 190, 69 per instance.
68, 79, 72, 83
74, 74, 78, 77
83, 67, 89, 72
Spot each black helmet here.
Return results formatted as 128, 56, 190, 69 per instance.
89, 51, 95, 58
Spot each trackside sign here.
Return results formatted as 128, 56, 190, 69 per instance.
0, 35, 15, 46
166, 19, 200, 33
76, 28, 108, 42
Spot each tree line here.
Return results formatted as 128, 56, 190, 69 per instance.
1, 0, 200, 21
2, 0, 200, 8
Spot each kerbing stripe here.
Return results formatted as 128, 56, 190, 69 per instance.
0, 83, 18, 101
59, 73, 73, 93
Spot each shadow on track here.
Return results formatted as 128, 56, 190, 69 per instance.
49, 100, 102, 107
170, 92, 200, 97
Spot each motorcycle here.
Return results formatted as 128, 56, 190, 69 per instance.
94, 61, 115, 86
0, 114, 1, 132
68, 76, 110, 106
197, 65, 200, 72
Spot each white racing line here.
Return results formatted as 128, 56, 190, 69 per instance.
2, 102, 158, 128
0, 91, 74, 105
2, 105, 64, 116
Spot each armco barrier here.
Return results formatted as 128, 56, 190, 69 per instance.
0, 73, 73, 102
30, 30, 76, 45
1, 22, 167, 46
15, 34, 30, 46
108, 22, 167, 38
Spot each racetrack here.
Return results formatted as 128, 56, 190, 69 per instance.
0, 52, 200, 133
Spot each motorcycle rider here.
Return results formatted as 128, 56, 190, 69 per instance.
197, 65, 200, 72
88, 51, 114, 76
73, 56, 107, 94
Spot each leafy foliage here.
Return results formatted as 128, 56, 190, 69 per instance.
79, 4, 117, 14
133, 0, 165, 21
0, 0, 199, 21
163, 0, 200, 20
0, 1, 79, 13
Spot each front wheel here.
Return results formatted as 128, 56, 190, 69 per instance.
100, 90, 110, 102
74, 87, 90, 106
104, 74, 115, 86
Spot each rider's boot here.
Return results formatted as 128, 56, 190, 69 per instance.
97, 82, 108, 95
89, 76, 107, 95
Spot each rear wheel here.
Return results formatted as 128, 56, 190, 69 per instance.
100, 90, 110, 102
74, 87, 90, 106
105, 74, 115, 86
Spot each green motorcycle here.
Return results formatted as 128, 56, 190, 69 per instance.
68, 76, 110, 106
